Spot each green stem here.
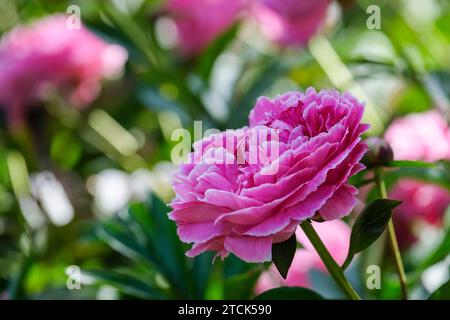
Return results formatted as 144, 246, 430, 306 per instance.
374, 167, 408, 300
300, 220, 361, 300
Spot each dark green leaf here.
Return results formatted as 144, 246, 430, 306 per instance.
224, 268, 262, 300
126, 196, 192, 297
192, 252, 215, 299
254, 287, 324, 300
342, 199, 401, 270
146, 194, 193, 297
224, 254, 255, 278
272, 233, 297, 279
96, 222, 154, 264
101, 2, 159, 67
428, 279, 450, 300
95, 197, 196, 298
83, 269, 165, 300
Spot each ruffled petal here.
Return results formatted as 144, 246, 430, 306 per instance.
224, 236, 273, 262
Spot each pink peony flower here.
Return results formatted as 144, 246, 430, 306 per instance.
0, 15, 128, 124
252, 0, 330, 47
255, 220, 350, 294
385, 111, 450, 246
166, 0, 247, 56
170, 88, 368, 262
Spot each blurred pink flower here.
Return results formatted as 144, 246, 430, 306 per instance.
255, 220, 350, 294
170, 88, 367, 263
166, 0, 247, 56
385, 111, 450, 246
0, 15, 128, 124
252, 0, 330, 47
390, 180, 450, 226
385, 111, 450, 162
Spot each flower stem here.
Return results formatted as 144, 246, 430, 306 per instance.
300, 220, 361, 300
374, 167, 408, 300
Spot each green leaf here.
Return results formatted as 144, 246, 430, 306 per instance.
365, 162, 450, 203
101, 2, 159, 67
83, 269, 165, 300
254, 287, 324, 300
272, 233, 297, 279
192, 252, 215, 299
387, 160, 436, 168
96, 222, 155, 264
428, 279, 450, 300
146, 194, 192, 297
342, 199, 402, 270
224, 268, 262, 300
388, 163, 450, 191
96, 195, 198, 298
128, 196, 191, 296
224, 254, 255, 278
95, 197, 196, 299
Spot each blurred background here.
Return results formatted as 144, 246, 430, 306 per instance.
0, 0, 449, 300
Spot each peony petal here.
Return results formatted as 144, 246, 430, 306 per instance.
224, 236, 272, 262
237, 185, 335, 237
318, 184, 358, 220
241, 166, 315, 203
178, 222, 227, 243
203, 189, 263, 211
169, 203, 228, 223
233, 212, 292, 237
186, 237, 226, 258
284, 185, 335, 220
